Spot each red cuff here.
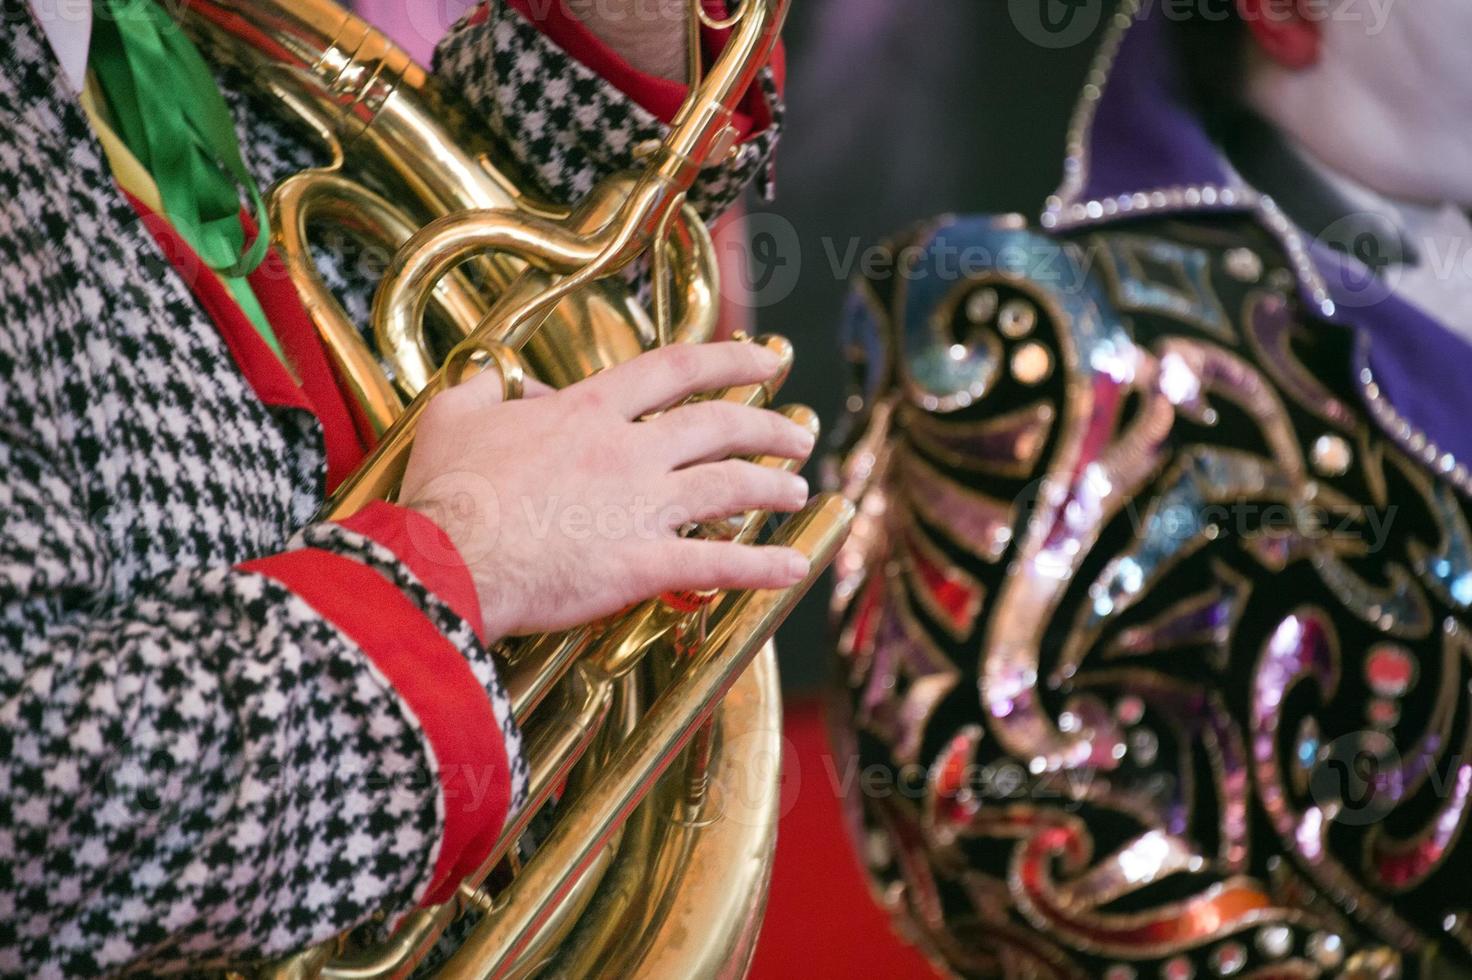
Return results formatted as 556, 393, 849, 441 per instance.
490, 0, 783, 138
335, 500, 487, 644
240, 548, 511, 907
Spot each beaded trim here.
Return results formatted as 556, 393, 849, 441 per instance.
1045, 0, 1143, 220
1357, 339, 1472, 495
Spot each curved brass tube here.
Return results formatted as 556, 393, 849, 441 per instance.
271, 170, 492, 430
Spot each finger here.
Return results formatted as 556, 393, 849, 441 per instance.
654, 540, 811, 592
450, 362, 552, 412
645, 401, 816, 468
523, 377, 556, 399
665, 460, 809, 524
570, 342, 784, 419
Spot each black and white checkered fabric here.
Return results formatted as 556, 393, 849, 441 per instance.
0, 2, 779, 976
434, 3, 782, 217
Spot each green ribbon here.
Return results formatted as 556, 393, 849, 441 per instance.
90, 0, 285, 362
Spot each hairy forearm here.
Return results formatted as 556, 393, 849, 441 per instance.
565, 0, 691, 82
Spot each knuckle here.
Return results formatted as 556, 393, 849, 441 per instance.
659, 344, 703, 386
727, 461, 769, 498
569, 382, 608, 415
689, 399, 731, 429
689, 466, 735, 506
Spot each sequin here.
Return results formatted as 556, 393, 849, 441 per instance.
1223, 248, 1263, 283
965, 287, 999, 325
998, 298, 1038, 338
1365, 645, 1416, 699
1163, 955, 1196, 980
1416, 484, 1472, 610
1256, 924, 1292, 959
1210, 941, 1248, 975
1012, 342, 1053, 385
1311, 434, 1353, 477
1306, 932, 1344, 969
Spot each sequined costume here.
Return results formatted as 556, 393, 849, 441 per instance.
829, 5, 1472, 978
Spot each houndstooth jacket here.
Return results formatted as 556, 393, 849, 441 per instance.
0, 4, 780, 977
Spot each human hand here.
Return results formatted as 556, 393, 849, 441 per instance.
400, 342, 816, 641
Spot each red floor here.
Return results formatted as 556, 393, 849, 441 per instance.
749, 700, 938, 980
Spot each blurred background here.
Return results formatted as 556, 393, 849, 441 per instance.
350, 1, 1112, 972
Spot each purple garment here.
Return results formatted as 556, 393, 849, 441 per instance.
1051, 2, 1472, 468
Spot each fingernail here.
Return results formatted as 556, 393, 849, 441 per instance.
794, 427, 816, 453
789, 475, 810, 506
786, 552, 810, 580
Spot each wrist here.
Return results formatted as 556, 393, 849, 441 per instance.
397, 491, 510, 643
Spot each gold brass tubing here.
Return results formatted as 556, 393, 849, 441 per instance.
650, 0, 787, 192
271, 171, 405, 433
471, 664, 614, 888
587, 600, 684, 681
776, 403, 821, 444
606, 645, 784, 980
535, 773, 661, 976
370, 173, 635, 393
450, 340, 526, 402
258, 939, 340, 980
696, 0, 749, 31
271, 170, 491, 428
668, 209, 721, 346
440, 494, 853, 979
316, 905, 457, 980
505, 629, 594, 725
491, 669, 642, 980
685, 0, 703, 87
369, 202, 608, 374
681, 716, 717, 810
493, 832, 619, 980
701, 334, 793, 407
320, 390, 428, 516
650, 195, 684, 347
524, 647, 781, 980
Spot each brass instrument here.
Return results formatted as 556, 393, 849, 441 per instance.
174, 1, 852, 977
